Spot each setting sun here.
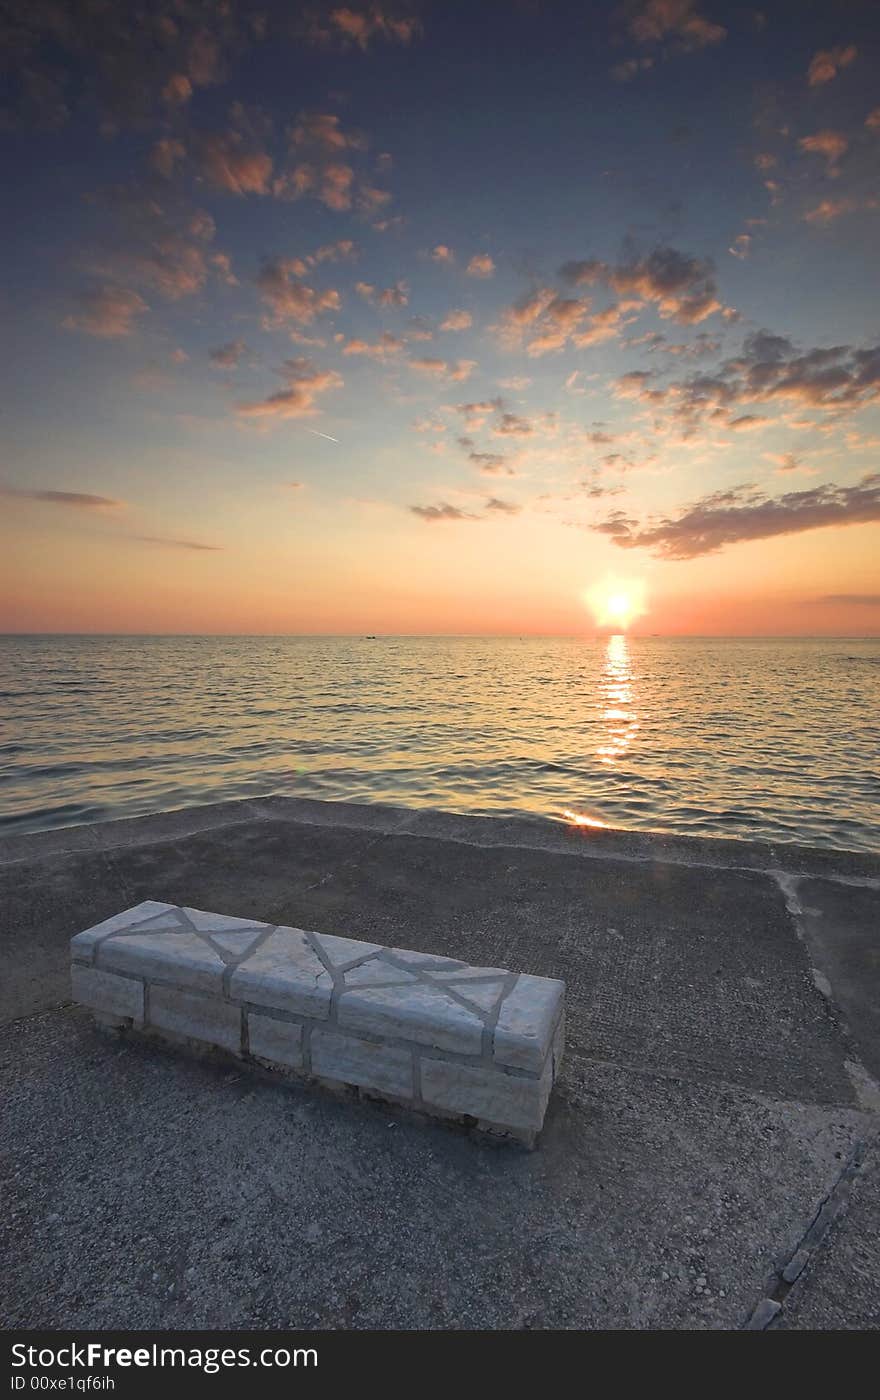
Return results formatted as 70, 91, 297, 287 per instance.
584, 577, 648, 631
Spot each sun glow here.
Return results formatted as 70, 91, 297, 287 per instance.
584, 576, 648, 631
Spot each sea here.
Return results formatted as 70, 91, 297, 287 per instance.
1, 634, 878, 852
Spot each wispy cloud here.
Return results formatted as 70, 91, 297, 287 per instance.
807, 594, 880, 606
0, 485, 123, 510
131, 535, 222, 552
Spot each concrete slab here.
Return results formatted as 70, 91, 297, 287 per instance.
796, 878, 880, 1084
778, 1152, 880, 1330
1, 798, 879, 1328
0, 1010, 873, 1331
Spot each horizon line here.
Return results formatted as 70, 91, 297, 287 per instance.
2, 631, 879, 641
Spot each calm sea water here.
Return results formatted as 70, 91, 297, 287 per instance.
0, 635, 878, 852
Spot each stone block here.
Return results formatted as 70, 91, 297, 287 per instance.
148, 985, 242, 1054
493, 974, 565, 1072
420, 1057, 552, 1133
248, 1012, 304, 1069
229, 927, 333, 1018
70, 901, 565, 1143
311, 1028, 414, 1098
98, 927, 227, 994
71, 963, 144, 1024
69, 901, 177, 963
337, 980, 484, 1054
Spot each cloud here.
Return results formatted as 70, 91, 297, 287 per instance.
611, 56, 655, 81
560, 244, 726, 324
322, 8, 421, 49
798, 130, 848, 174
0, 3, 247, 130
804, 198, 858, 224
197, 132, 273, 195
0, 485, 122, 510
410, 502, 478, 522
467, 452, 514, 476
149, 137, 186, 179
342, 333, 405, 359
355, 279, 409, 307
611, 330, 880, 433
408, 357, 476, 382
495, 411, 534, 435
62, 286, 147, 338
237, 358, 343, 420
440, 309, 472, 331
209, 339, 246, 369
728, 233, 751, 259
454, 398, 505, 428
318, 161, 354, 210
257, 260, 341, 325
162, 74, 193, 106
808, 594, 880, 606
495, 284, 638, 354
273, 136, 370, 210
766, 452, 812, 476
867, 108, 880, 131
626, 0, 727, 51
466, 253, 495, 278
357, 183, 391, 216
131, 535, 221, 551
429, 245, 455, 263
485, 497, 520, 514
595, 472, 880, 558
91, 190, 230, 304
727, 413, 769, 430
289, 112, 366, 152
807, 45, 857, 86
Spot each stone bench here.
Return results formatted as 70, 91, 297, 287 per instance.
70, 901, 565, 1146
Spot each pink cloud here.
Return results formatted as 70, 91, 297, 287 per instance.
237, 358, 343, 420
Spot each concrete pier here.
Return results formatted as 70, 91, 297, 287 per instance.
2, 796, 879, 1329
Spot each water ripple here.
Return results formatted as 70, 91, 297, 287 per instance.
0, 634, 878, 852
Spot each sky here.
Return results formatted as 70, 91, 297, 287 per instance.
1, 0, 879, 635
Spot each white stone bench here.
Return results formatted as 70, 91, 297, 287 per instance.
70, 901, 565, 1146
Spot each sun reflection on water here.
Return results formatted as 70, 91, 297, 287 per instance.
596, 633, 639, 767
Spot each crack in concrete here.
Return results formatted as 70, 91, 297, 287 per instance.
742, 1135, 876, 1329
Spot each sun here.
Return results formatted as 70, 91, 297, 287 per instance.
584, 576, 648, 630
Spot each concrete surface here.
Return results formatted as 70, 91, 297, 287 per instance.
1, 796, 879, 1330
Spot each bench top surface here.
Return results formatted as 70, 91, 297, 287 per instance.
71, 901, 564, 1073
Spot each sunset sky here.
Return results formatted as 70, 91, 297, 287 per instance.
1, 0, 879, 635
